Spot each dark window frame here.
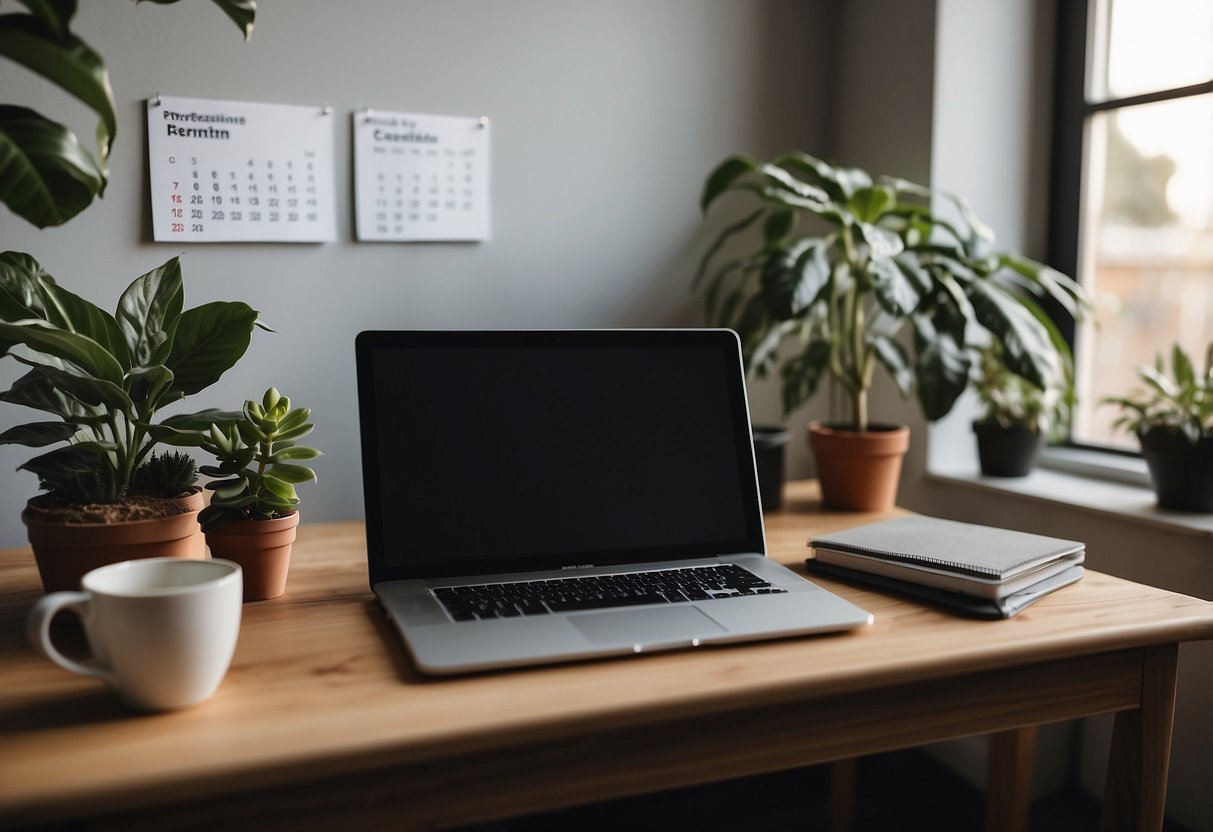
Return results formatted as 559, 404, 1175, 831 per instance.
1046, 0, 1213, 456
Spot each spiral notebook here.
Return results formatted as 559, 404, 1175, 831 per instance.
806, 516, 1085, 618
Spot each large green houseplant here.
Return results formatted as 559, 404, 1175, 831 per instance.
1104, 343, 1213, 512
696, 152, 1085, 509
0, 0, 256, 590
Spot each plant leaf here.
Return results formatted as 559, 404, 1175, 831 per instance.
760, 239, 830, 320
0, 319, 124, 383
270, 445, 322, 462
261, 473, 300, 501
0, 14, 115, 160
0, 105, 104, 227
913, 328, 970, 421
38, 281, 129, 368
693, 208, 763, 289
164, 301, 259, 395
870, 334, 914, 397
857, 222, 904, 260
762, 209, 797, 245
12, 1, 78, 37
12, 354, 132, 414
967, 280, 1063, 390
137, 0, 256, 41
0, 366, 103, 421
847, 185, 896, 224
700, 155, 757, 213
17, 443, 99, 481
117, 256, 184, 367
0, 420, 78, 447
780, 339, 832, 414
0, 250, 57, 332
869, 258, 921, 317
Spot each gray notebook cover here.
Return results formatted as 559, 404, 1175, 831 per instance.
810, 516, 1084, 581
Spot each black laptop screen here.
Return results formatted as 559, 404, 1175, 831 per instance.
356, 331, 765, 581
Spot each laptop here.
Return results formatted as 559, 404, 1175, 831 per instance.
355, 329, 873, 674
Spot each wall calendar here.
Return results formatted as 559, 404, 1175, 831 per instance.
353, 110, 491, 242
147, 95, 337, 243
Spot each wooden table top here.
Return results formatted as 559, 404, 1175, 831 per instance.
2, 480, 1212, 823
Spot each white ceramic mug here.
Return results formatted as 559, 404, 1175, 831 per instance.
26, 557, 243, 711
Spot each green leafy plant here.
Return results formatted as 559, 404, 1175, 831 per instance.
1104, 343, 1213, 445
0, 253, 264, 503
191, 388, 321, 533
132, 450, 197, 497
972, 342, 1071, 439
0, 0, 254, 228
695, 152, 1087, 432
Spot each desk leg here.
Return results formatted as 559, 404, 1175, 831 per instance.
1100, 644, 1179, 832
829, 758, 857, 832
985, 726, 1037, 832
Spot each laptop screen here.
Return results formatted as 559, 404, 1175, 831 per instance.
356, 330, 766, 582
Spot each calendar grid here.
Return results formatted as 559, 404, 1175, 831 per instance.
353, 110, 491, 242
147, 96, 337, 243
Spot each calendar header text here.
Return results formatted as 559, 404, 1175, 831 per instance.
163, 107, 246, 140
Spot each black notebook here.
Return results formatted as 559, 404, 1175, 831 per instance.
804, 558, 1085, 619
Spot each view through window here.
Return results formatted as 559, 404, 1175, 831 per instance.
1072, 0, 1213, 450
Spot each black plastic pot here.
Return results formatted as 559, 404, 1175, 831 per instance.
1139, 428, 1213, 512
752, 425, 790, 511
973, 420, 1043, 477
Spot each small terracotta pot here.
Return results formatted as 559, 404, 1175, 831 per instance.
24, 490, 206, 593
807, 421, 910, 511
205, 513, 300, 601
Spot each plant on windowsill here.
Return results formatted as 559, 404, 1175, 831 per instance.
1103, 343, 1213, 512
970, 342, 1072, 477
178, 388, 322, 600
694, 151, 1087, 510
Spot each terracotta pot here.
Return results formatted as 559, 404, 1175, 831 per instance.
807, 421, 910, 511
24, 490, 206, 593
205, 513, 300, 601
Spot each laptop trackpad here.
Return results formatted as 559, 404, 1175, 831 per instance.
569, 606, 725, 646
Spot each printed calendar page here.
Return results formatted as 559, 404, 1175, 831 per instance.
147, 95, 337, 243
353, 110, 491, 242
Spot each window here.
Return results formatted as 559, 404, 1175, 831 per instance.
1050, 0, 1213, 452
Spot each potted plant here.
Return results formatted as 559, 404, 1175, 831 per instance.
0, 2, 256, 590
0, 254, 264, 591
695, 151, 1086, 510
184, 388, 321, 601
1104, 344, 1213, 512
971, 342, 1071, 477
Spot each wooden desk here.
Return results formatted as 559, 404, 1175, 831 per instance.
2, 481, 1211, 831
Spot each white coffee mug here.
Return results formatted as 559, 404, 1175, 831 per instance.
26, 557, 243, 711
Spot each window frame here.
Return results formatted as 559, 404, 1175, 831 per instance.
1046, 0, 1213, 457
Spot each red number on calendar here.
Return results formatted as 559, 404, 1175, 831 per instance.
171, 222, 184, 232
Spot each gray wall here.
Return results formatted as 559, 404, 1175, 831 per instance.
1, 0, 831, 545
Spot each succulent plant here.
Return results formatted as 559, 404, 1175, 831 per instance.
190, 388, 322, 533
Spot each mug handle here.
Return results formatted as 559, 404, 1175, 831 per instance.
26, 592, 115, 683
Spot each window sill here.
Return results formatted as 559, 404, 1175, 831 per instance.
926, 463, 1213, 539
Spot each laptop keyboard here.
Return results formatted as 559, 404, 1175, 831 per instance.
432, 563, 787, 622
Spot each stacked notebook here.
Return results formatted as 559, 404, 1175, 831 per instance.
806, 516, 1085, 618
